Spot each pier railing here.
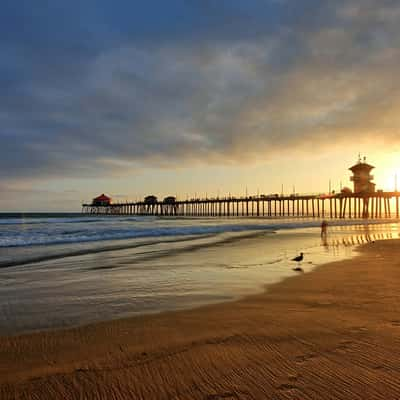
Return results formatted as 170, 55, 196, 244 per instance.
82, 192, 400, 219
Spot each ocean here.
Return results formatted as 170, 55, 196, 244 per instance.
0, 213, 398, 335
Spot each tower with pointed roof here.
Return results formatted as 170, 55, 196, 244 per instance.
349, 155, 376, 194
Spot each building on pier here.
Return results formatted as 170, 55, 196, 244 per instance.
92, 193, 112, 206
144, 195, 158, 204
163, 196, 176, 204
349, 156, 376, 194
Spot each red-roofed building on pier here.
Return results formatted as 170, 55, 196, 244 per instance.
92, 194, 112, 206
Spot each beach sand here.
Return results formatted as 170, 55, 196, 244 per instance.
2, 239, 400, 399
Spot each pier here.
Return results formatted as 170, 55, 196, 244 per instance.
82, 158, 400, 219
82, 192, 400, 219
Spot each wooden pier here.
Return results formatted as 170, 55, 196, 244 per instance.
82, 192, 400, 219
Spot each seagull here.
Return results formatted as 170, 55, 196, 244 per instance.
291, 253, 304, 272
291, 252, 304, 263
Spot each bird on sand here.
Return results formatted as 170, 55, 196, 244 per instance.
291, 252, 304, 263
291, 252, 304, 272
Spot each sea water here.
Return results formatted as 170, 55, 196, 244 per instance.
0, 213, 398, 335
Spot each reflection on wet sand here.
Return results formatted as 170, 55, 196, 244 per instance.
323, 228, 398, 249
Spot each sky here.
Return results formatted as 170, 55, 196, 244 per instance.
2, 0, 400, 211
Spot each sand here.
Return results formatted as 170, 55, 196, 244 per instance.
2, 239, 400, 399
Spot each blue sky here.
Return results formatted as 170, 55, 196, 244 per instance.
2, 1, 400, 210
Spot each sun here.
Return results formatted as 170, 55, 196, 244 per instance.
371, 153, 400, 192
378, 168, 400, 192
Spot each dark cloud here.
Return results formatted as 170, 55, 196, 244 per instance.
2, 0, 400, 183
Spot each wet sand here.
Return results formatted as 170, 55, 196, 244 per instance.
1, 239, 400, 399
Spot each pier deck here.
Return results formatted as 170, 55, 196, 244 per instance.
82, 192, 400, 219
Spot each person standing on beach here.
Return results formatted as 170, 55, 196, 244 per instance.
321, 220, 328, 237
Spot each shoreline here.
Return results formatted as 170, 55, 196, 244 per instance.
2, 239, 400, 399
0, 228, 359, 337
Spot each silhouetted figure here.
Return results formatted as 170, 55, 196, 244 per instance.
321, 220, 328, 237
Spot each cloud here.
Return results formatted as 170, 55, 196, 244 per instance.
1, 0, 400, 185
